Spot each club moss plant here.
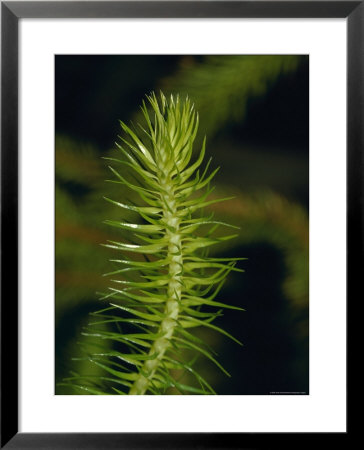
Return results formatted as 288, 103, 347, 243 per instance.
62, 92, 245, 395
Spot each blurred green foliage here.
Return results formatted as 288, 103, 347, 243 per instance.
56, 55, 309, 394
161, 55, 302, 139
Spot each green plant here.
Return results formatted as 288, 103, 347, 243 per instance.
161, 55, 304, 139
61, 92, 245, 395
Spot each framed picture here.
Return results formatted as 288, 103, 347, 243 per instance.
1, 1, 354, 447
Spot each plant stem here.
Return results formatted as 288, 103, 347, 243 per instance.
128, 161, 182, 394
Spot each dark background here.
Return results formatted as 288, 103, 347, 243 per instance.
55, 55, 309, 395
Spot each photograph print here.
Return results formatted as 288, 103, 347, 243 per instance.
55, 55, 309, 396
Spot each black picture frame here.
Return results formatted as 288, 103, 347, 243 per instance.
1, 1, 356, 448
